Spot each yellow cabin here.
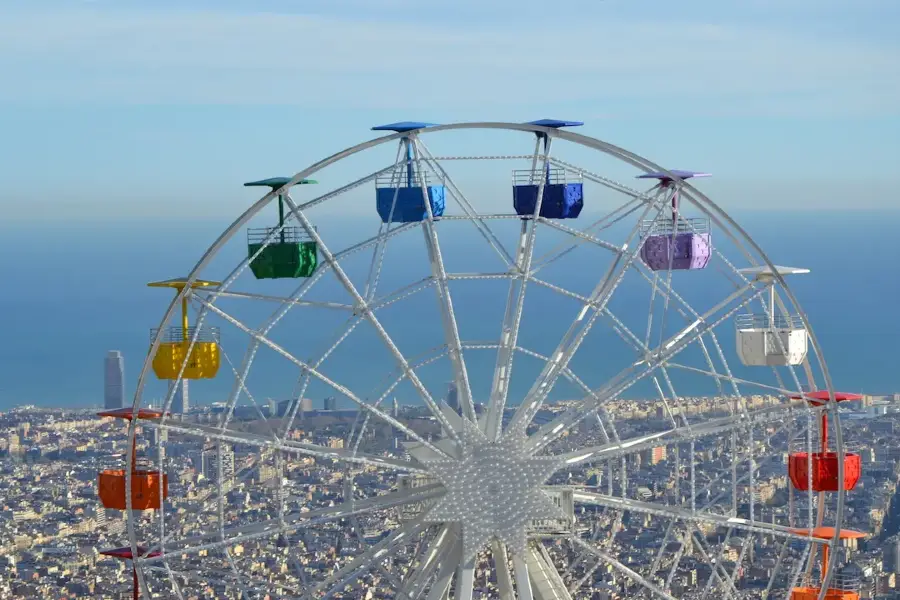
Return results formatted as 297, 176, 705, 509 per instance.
148, 278, 222, 380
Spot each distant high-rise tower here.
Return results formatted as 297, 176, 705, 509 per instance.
169, 379, 189, 414
392, 397, 399, 418
104, 351, 125, 410
323, 396, 337, 411
446, 382, 459, 415
202, 443, 235, 492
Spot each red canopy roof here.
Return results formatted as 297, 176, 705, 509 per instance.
99, 546, 162, 560
790, 391, 863, 406
96, 407, 165, 421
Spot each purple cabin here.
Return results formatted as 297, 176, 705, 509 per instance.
637, 170, 712, 272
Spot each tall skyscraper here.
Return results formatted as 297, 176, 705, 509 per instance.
446, 381, 459, 415
169, 379, 189, 414
104, 351, 125, 410
323, 396, 337, 411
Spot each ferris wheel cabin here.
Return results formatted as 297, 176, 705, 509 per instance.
788, 528, 867, 600
372, 122, 446, 223
788, 390, 863, 492
245, 177, 319, 279
148, 278, 221, 380
96, 408, 169, 512
513, 119, 585, 219
638, 170, 712, 271
735, 265, 810, 367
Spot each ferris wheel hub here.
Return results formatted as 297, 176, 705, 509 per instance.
420, 421, 564, 561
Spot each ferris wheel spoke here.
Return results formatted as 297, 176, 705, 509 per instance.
696, 416, 806, 515
482, 135, 555, 440
306, 519, 429, 600
527, 281, 766, 453
488, 541, 515, 600
199, 290, 352, 311
559, 398, 808, 468
147, 565, 297, 598
688, 526, 741, 600
571, 536, 677, 600
529, 201, 641, 275
484, 219, 531, 440
562, 511, 617, 587
411, 138, 476, 423
508, 195, 664, 435
572, 491, 823, 546
366, 276, 437, 313
525, 543, 572, 600
668, 361, 805, 396
398, 525, 457, 600
147, 418, 424, 472
192, 294, 448, 455
601, 306, 693, 431
294, 160, 404, 213
415, 137, 515, 268
454, 558, 476, 600
148, 485, 442, 562
550, 156, 655, 201
280, 192, 463, 444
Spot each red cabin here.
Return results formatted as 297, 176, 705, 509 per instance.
788, 452, 861, 492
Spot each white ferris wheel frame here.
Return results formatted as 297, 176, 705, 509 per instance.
121, 122, 849, 600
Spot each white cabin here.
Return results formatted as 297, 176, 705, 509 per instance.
735, 265, 810, 367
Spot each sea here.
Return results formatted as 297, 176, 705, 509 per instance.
1, 209, 898, 411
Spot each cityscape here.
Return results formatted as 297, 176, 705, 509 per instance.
2, 2, 897, 598
2, 348, 900, 599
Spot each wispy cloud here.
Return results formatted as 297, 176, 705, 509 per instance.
0, 5, 897, 115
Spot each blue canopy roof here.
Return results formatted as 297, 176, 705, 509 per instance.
637, 170, 712, 181
526, 119, 584, 128
371, 122, 439, 133
244, 177, 317, 188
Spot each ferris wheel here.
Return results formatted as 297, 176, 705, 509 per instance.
96, 120, 867, 600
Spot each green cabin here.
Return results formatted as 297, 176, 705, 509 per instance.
245, 177, 319, 279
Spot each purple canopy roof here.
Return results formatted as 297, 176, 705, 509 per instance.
637, 170, 712, 182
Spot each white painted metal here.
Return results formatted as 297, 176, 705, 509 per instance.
126, 122, 845, 600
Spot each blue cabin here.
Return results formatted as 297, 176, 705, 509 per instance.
512, 167, 584, 219
372, 122, 446, 223
513, 119, 585, 219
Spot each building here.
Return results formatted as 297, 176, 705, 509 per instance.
169, 379, 189, 414
884, 536, 900, 574
103, 351, 125, 410
641, 446, 667, 465
323, 396, 337, 411
446, 381, 459, 415
201, 443, 235, 492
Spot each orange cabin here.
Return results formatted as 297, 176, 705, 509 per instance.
791, 588, 858, 600
788, 452, 861, 492
98, 468, 169, 511
96, 407, 168, 511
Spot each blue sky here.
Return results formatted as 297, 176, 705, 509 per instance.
1, 0, 898, 220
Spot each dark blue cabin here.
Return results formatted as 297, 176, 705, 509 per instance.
372, 122, 446, 223
513, 119, 585, 219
